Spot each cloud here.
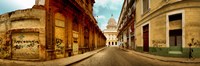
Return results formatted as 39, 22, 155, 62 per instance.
109, 6, 118, 10
94, 0, 125, 30
115, 18, 119, 23
101, 22, 107, 30
12, 0, 35, 8
97, 15, 106, 19
93, 0, 124, 30
94, 0, 109, 8
94, 0, 123, 11
0, 0, 35, 14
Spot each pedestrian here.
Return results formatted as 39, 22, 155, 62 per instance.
188, 43, 193, 59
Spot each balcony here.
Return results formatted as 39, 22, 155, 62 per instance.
128, 2, 135, 17
123, 18, 127, 25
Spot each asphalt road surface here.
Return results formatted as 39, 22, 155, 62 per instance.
71, 47, 199, 66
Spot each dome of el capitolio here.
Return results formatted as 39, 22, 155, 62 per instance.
106, 15, 117, 29
108, 17, 116, 26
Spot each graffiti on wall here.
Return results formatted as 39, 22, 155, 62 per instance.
152, 40, 166, 48
12, 39, 39, 50
12, 33, 39, 59
55, 38, 64, 54
188, 38, 200, 47
0, 37, 10, 58
73, 31, 79, 55
54, 26, 66, 58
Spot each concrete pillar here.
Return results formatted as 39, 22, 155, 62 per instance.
66, 12, 73, 56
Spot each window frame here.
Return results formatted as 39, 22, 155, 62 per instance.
141, 0, 150, 15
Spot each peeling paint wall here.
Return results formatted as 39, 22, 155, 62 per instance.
0, 14, 11, 59
135, 1, 200, 48
135, 1, 200, 57
54, 13, 66, 58
12, 33, 39, 59
185, 8, 200, 48
0, 9, 46, 60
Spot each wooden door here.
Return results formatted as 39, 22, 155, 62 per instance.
143, 24, 149, 52
169, 29, 182, 51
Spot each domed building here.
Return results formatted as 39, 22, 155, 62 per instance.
103, 15, 118, 47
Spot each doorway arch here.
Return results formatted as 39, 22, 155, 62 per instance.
54, 13, 66, 58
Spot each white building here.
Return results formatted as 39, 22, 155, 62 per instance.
103, 15, 118, 47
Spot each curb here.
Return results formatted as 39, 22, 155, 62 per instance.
66, 47, 106, 66
0, 47, 106, 66
124, 49, 200, 64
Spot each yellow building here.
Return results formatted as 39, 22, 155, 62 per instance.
134, 0, 200, 57
117, 0, 135, 49
104, 15, 118, 47
0, 0, 106, 61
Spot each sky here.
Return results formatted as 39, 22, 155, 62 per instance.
0, 0, 123, 30
0, 0, 35, 14
94, 0, 123, 30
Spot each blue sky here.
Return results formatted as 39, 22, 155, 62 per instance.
0, 0, 35, 14
94, 0, 123, 30
0, 0, 123, 30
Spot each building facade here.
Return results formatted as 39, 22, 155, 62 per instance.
117, 0, 136, 49
104, 15, 118, 47
0, 0, 106, 61
134, 0, 200, 57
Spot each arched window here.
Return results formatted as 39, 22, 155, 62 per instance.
108, 42, 110, 45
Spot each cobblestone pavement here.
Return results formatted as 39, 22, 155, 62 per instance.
71, 47, 200, 66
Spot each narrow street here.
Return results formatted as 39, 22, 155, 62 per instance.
71, 47, 199, 66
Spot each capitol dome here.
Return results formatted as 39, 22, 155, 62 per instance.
106, 15, 117, 29
108, 17, 117, 26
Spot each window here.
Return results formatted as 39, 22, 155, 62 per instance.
169, 13, 182, 21
73, 17, 79, 31
168, 13, 182, 47
169, 29, 182, 46
142, 0, 150, 14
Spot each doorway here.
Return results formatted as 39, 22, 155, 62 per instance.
54, 13, 66, 58
168, 13, 183, 54
84, 27, 89, 52
143, 24, 149, 52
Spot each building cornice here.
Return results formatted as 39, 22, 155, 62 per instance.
117, 0, 127, 29
135, 1, 200, 28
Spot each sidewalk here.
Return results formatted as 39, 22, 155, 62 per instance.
125, 49, 200, 63
0, 47, 105, 66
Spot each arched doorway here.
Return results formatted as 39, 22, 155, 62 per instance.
54, 13, 66, 58
84, 27, 89, 52
72, 16, 79, 55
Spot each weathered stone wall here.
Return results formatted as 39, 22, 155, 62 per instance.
135, 1, 200, 48
185, 8, 200, 48
150, 14, 166, 48
0, 14, 9, 59
135, 0, 200, 57
0, 9, 46, 60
